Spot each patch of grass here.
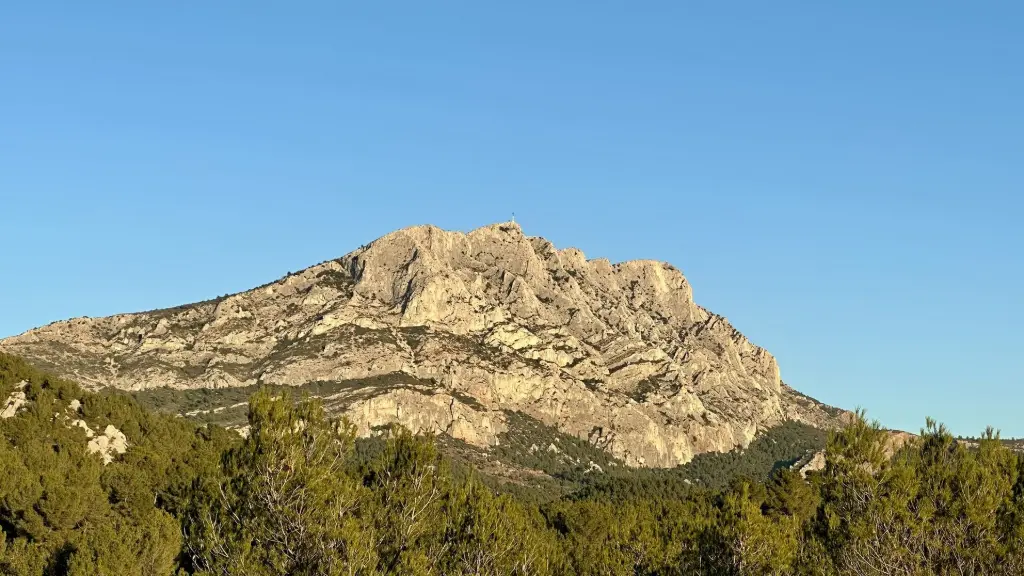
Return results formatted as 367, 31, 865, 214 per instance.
400, 326, 430, 349
130, 373, 440, 419
142, 296, 226, 320
181, 365, 208, 379
628, 377, 661, 402
784, 385, 845, 418
315, 268, 355, 296
117, 355, 205, 382
190, 403, 251, 427
262, 334, 330, 367
131, 386, 256, 415
352, 325, 398, 346
431, 332, 513, 368
449, 389, 486, 411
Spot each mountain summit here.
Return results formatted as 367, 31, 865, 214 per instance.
1, 222, 841, 466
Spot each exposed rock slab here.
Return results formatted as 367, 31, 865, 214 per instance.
0, 222, 843, 466
1, 381, 28, 419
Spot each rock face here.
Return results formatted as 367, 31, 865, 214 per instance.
0, 222, 841, 466
1, 382, 28, 419
64, 400, 130, 465
795, 450, 827, 478
86, 425, 129, 465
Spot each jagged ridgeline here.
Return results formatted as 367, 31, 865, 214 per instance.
0, 222, 845, 469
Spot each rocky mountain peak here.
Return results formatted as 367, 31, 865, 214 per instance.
343, 221, 697, 338
0, 222, 842, 467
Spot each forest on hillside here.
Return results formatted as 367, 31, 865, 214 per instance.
2, 351, 1024, 575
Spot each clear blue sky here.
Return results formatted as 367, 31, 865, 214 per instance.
1, 2, 1021, 437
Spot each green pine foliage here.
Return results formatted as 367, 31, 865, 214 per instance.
5, 352, 1024, 574
0, 353, 235, 574
492, 410, 625, 478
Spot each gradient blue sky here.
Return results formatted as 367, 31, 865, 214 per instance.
1, 2, 1021, 437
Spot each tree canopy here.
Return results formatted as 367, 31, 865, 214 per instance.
3, 352, 1024, 575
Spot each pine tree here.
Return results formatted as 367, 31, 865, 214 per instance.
182, 390, 376, 575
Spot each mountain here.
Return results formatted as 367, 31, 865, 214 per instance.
0, 222, 842, 467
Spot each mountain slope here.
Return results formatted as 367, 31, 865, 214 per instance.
0, 222, 842, 466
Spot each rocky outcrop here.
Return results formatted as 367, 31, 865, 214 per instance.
795, 450, 827, 478
7, 392, 131, 465
0, 222, 844, 466
1, 382, 28, 419
86, 425, 129, 464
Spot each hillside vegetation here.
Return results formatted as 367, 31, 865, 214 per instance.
129, 382, 830, 501
3, 352, 1024, 575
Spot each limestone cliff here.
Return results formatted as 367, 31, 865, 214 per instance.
0, 222, 842, 466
